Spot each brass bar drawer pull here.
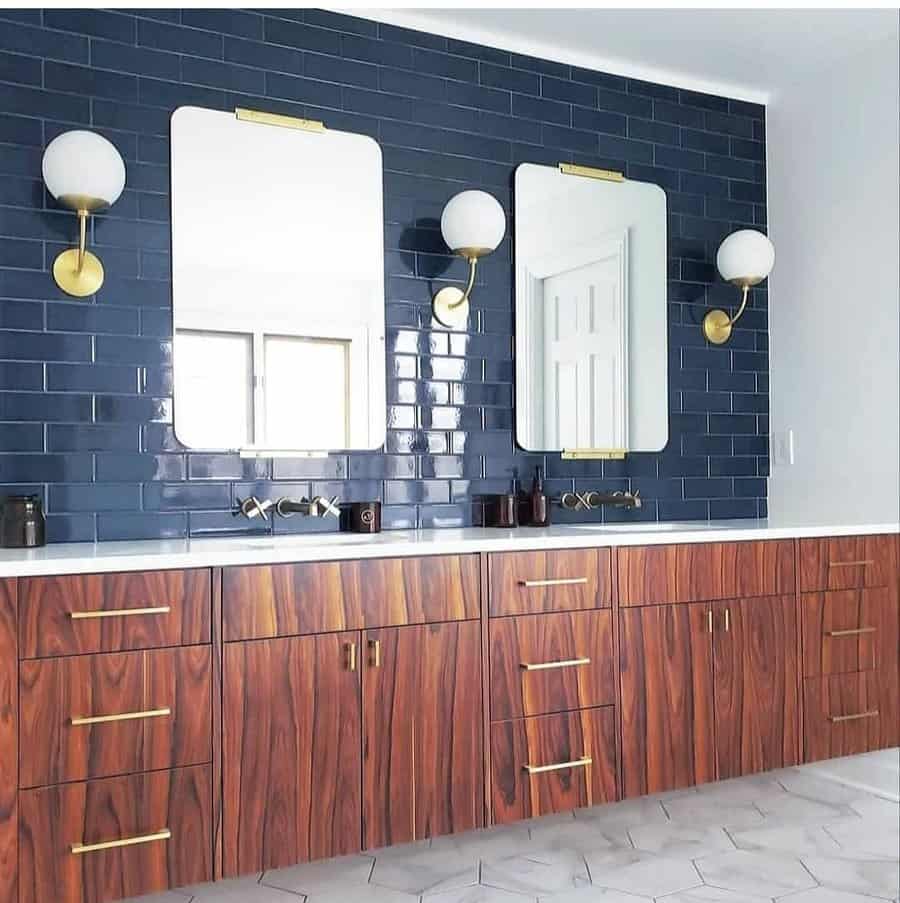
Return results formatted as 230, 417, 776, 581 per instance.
70, 707, 171, 727
825, 627, 876, 637
828, 560, 874, 568
523, 756, 592, 775
829, 710, 879, 723
518, 577, 588, 588
71, 828, 171, 855
345, 642, 357, 672
369, 639, 382, 668
520, 657, 591, 672
70, 605, 171, 620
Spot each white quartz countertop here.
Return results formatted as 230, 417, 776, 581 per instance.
0, 519, 896, 578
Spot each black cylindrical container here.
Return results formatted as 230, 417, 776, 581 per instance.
1, 495, 46, 548
348, 501, 382, 533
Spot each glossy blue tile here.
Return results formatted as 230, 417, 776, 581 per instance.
0, 9, 767, 540
0, 453, 92, 481
49, 482, 142, 512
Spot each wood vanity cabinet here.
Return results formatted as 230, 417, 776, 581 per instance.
221, 555, 483, 876
618, 540, 800, 797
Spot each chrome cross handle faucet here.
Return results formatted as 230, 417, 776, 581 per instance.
275, 496, 341, 518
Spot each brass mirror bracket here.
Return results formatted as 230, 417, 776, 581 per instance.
703, 281, 758, 345
432, 247, 490, 329
53, 208, 105, 298
561, 448, 626, 460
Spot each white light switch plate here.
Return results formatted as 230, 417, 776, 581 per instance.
772, 429, 795, 466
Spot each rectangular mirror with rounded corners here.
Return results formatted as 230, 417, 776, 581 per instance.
515, 162, 668, 455
170, 106, 386, 454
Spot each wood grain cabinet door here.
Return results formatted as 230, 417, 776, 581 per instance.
19, 765, 211, 903
490, 707, 617, 824
490, 611, 614, 720
799, 535, 897, 592
362, 621, 483, 849
619, 604, 715, 797
222, 633, 362, 875
712, 596, 799, 780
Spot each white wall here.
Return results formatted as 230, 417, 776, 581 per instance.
767, 35, 900, 524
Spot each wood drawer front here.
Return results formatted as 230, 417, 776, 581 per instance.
490, 707, 617, 824
490, 611, 614, 721
20, 647, 212, 788
19, 569, 211, 659
800, 535, 897, 592
618, 541, 795, 606
801, 588, 895, 677
488, 549, 611, 617
803, 673, 897, 762
19, 765, 212, 903
223, 554, 480, 641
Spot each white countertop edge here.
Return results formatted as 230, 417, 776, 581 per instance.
0, 519, 897, 578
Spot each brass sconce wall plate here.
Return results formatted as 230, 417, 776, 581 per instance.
52, 208, 105, 298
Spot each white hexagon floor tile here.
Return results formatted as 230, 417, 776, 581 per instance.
573, 797, 669, 832
661, 797, 764, 831
628, 822, 734, 859
262, 854, 375, 895
370, 847, 479, 896
802, 855, 900, 899
729, 823, 842, 858
481, 850, 590, 896
775, 769, 872, 805
538, 885, 652, 903
430, 823, 532, 861
590, 854, 701, 898
694, 850, 816, 898
184, 874, 303, 901
529, 817, 630, 856
306, 885, 419, 903
753, 792, 854, 826
656, 888, 772, 903
824, 816, 900, 859
779, 888, 897, 903
426, 885, 535, 903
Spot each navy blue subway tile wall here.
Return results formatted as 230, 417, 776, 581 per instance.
0, 8, 769, 542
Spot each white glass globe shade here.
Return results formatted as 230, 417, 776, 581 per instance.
440, 190, 506, 255
42, 130, 126, 211
716, 229, 775, 285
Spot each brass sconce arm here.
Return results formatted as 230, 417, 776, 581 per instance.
703, 281, 754, 345
76, 209, 88, 273
432, 253, 482, 329
453, 254, 479, 310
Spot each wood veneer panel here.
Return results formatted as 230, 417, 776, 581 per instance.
617, 545, 677, 606
488, 549, 611, 616
363, 621, 483, 848
0, 580, 15, 903
19, 569, 211, 659
222, 633, 361, 875
490, 610, 614, 721
19, 765, 211, 903
675, 541, 795, 602
490, 707, 617, 824
713, 596, 799, 779
20, 646, 212, 788
799, 534, 897, 592
801, 588, 890, 677
223, 555, 479, 640
803, 672, 893, 761
619, 604, 715, 797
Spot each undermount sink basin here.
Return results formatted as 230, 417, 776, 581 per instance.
565, 521, 728, 533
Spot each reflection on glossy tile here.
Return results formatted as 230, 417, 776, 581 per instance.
802, 855, 900, 900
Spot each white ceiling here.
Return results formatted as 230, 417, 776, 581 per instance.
349, 8, 898, 103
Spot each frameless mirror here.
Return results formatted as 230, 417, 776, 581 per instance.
515, 163, 668, 455
170, 106, 386, 454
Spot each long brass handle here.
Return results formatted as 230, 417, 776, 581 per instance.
523, 756, 592, 775
520, 657, 591, 672
71, 707, 170, 726
69, 606, 171, 620
518, 577, 588, 588
724, 608, 731, 633
826, 627, 876, 637
828, 560, 874, 568
369, 639, 381, 668
707, 610, 714, 633
829, 710, 879, 723
345, 642, 357, 672
71, 828, 171, 855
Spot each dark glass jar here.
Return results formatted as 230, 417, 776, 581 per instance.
1, 495, 46, 548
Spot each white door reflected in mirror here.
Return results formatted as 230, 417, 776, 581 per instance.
515, 163, 669, 454
169, 106, 386, 454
